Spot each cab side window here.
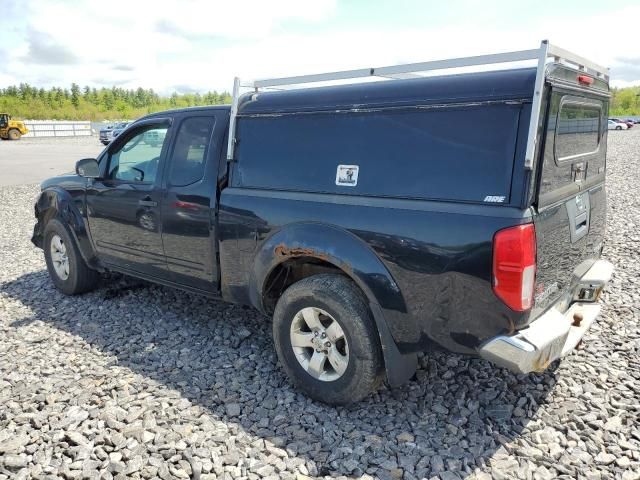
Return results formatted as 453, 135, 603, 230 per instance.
107, 126, 168, 183
168, 117, 215, 186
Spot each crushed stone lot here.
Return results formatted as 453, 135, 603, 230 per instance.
0, 131, 639, 480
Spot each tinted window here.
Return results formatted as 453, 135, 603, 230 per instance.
107, 126, 168, 183
538, 93, 608, 207
168, 117, 215, 186
555, 101, 601, 162
234, 104, 521, 202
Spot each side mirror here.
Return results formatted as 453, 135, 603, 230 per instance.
76, 158, 100, 178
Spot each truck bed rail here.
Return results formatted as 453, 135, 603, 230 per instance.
226, 40, 609, 170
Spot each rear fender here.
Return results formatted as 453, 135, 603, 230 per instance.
33, 187, 98, 267
252, 222, 417, 387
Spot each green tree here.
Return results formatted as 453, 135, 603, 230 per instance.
70, 83, 81, 108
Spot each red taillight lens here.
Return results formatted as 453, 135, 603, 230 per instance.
492, 224, 536, 311
577, 75, 594, 86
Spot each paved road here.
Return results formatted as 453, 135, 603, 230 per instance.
0, 137, 104, 187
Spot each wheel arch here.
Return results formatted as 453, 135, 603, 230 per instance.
33, 187, 99, 268
252, 222, 417, 387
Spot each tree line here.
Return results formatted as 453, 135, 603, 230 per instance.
0, 83, 232, 121
610, 86, 640, 116
1, 82, 638, 120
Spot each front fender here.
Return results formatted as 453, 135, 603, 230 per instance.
252, 222, 417, 386
33, 187, 98, 267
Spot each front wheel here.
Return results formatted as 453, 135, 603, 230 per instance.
273, 274, 383, 405
43, 219, 99, 295
8, 129, 21, 140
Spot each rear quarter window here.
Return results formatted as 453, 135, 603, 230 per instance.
233, 104, 522, 203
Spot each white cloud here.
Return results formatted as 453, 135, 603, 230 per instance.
1, 0, 639, 93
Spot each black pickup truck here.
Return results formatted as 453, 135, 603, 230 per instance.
32, 42, 614, 404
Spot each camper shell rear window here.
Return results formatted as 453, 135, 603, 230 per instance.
554, 98, 602, 164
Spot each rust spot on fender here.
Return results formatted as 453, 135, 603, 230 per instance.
274, 244, 329, 260
274, 243, 353, 275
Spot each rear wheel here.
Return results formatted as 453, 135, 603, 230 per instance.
7, 129, 21, 140
44, 219, 99, 295
616, 126, 622, 130
272, 274, 383, 405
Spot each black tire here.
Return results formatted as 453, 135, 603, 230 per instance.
7, 129, 21, 140
616, 126, 622, 130
43, 219, 99, 295
273, 274, 383, 405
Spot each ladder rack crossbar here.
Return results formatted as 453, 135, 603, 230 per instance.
548, 44, 608, 78
227, 40, 609, 166
252, 49, 542, 89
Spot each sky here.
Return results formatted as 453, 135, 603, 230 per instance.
1, 0, 639, 95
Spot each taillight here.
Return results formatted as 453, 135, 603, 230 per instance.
492, 224, 536, 311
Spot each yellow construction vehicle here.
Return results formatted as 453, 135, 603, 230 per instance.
0, 113, 29, 140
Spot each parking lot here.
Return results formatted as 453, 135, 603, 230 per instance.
0, 137, 104, 187
0, 130, 639, 479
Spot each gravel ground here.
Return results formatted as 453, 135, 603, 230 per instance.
0, 130, 639, 480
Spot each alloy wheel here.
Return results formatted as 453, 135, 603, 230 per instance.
50, 234, 70, 280
289, 306, 349, 381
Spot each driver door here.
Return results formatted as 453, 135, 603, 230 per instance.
86, 118, 172, 277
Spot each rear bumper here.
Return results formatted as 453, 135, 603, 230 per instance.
478, 259, 614, 373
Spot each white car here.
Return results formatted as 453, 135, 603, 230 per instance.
608, 119, 628, 130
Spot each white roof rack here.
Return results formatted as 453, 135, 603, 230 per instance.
227, 40, 609, 170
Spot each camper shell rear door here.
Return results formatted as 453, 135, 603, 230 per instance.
530, 65, 609, 318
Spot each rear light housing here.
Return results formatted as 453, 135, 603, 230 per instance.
577, 75, 594, 86
492, 224, 537, 311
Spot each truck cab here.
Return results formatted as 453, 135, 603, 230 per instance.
32, 41, 614, 404
37, 108, 229, 291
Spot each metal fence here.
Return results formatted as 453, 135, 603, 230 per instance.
23, 120, 93, 138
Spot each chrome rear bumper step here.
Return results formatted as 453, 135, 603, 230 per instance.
479, 259, 613, 373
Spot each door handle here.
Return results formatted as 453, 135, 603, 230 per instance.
574, 211, 588, 231
138, 197, 157, 207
